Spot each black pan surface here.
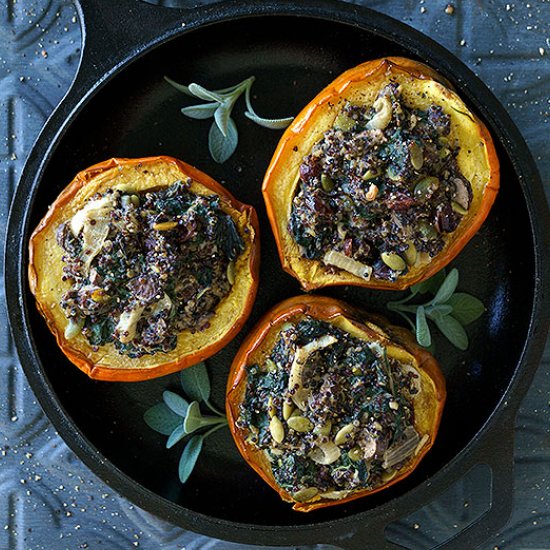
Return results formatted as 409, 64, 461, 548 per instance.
6, 1, 549, 548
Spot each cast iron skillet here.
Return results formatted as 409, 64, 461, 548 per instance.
5, 0, 550, 548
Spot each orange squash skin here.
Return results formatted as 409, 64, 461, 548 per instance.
29, 156, 260, 382
262, 57, 500, 291
226, 295, 446, 512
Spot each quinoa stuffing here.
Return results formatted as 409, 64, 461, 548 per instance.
237, 317, 423, 501
57, 179, 244, 358
289, 82, 473, 281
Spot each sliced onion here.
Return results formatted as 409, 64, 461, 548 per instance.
323, 250, 372, 280
382, 426, 420, 469
288, 335, 337, 410
115, 305, 145, 344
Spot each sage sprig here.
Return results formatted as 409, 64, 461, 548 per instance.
165, 75, 294, 163
143, 361, 227, 484
387, 268, 485, 351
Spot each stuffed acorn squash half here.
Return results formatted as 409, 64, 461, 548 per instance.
226, 296, 445, 511
263, 57, 499, 291
29, 156, 259, 381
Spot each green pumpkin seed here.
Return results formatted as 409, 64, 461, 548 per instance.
130, 194, 140, 207
287, 416, 313, 433
226, 261, 236, 285
315, 420, 332, 436
334, 423, 355, 446
403, 242, 417, 266
451, 201, 468, 215
282, 400, 294, 420
409, 142, 424, 170
321, 174, 335, 192
267, 396, 275, 418
348, 446, 364, 462
293, 487, 319, 502
334, 112, 355, 131
439, 147, 451, 159
381, 252, 406, 272
418, 221, 438, 240
414, 176, 440, 198
352, 366, 362, 375
362, 168, 380, 180
265, 358, 277, 373
269, 416, 285, 443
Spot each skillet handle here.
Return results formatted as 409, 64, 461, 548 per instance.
72, 0, 192, 90
337, 409, 515, 550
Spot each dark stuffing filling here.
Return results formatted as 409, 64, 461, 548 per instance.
289, 82, 473, 281
57, 179, 244, 358
238, 318, 423, 501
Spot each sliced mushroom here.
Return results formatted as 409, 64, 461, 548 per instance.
309, 441, 341, 465
452, 177, 472, 210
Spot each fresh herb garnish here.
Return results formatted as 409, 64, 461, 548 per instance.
387, 268, 485, 350
143, 361, 227, 483
165, 75, 294, 163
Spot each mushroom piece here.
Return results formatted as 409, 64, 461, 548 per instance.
452, 177, 472, 210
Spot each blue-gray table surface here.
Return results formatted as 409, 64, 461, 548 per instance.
1, 1, 548, 549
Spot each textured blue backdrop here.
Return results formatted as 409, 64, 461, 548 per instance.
1, 1, 549, 549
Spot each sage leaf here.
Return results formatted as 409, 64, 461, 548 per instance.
433, 315, 468, 350
244, 111, 294, 129
183, 401, 204, 434
164, 76, 195, 96
166, 423, 186, 449
143, 403, 181, 435
181, 102, 218, 120
425, 303, 453, 318
163, 390, 189, 417
208, 119, 238, 163
178, 435, 204, 483
180, 361, 211, 402
214, 101, 232, 137
411, 269, 446, 295
447, 293, 485, 325
188, 83, 223, 102
416, 305, 431, 347
431, 268, 459, 305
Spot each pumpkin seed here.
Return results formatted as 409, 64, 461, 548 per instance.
348, 446, 364, 462
153, 220, 178, 231
321, 173, 335, 192
287, 416, 313, 433
439, 147, 451, 159
267, 397, 275, 418
269, 416, 285, 443
265, 358, 277, 373
418, 221, 438, 240
451, 201, 468, 215
315, 420, 332, 436
334, 423, 355, 446
293, 487, 319, 502
333, 112, 355, 131
409, 142, 424, 170
403, 242, 417, 266
309, 441, 341, 465
362, 168, 380, 180
352, 366, 362, 375
389, 400, 399, 410
281, 322, 293, 332
414, 176, 440, 198
130, 194, 140, 207
382, 469, 397, 483
282, 400, 294, 420
381, 252, 406, 272
226, 261, 236, 285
